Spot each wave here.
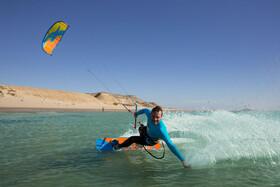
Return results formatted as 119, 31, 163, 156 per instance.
124, 110, 280, 166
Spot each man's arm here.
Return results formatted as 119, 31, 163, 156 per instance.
160, 126, 191, 168
159, 122, 189, 162
161, 131, 185, 162
135, 108, 150, 118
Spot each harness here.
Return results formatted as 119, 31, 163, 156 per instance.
138, 123, 165, 159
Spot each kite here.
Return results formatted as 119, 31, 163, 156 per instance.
42, 21, 69, 55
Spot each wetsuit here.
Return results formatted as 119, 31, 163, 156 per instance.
118, 108, 185, 161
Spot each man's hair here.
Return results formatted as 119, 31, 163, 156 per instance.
151, 105, 163, 114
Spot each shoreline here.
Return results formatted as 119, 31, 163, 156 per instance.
0, 107, 130, 113
0, 107, 190, 113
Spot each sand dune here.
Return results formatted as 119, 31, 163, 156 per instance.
0, 85, 157, 112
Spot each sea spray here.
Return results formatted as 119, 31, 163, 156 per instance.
122, 110, 280, 167
165, 110, 280, 167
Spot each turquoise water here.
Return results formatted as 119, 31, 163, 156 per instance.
1, 111, 280, 186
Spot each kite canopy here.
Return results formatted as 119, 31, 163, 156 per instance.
42, 21, 69, 55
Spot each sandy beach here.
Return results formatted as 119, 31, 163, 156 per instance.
0, 85, 156, 112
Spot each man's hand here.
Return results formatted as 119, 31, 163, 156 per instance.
182, 161, 191, 168
133, 112, 137, 118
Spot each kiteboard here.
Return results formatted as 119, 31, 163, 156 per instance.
96, 137, 161, 151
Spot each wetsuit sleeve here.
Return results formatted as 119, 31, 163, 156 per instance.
135, 108, 150, 118
160, 124, 185, 161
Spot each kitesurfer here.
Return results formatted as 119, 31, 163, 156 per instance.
112, 106, 190, 168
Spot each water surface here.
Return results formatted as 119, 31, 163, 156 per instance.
1, 111, 280, 186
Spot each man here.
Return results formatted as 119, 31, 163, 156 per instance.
113, 105, 190, 168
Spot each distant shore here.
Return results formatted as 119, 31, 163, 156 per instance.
0, 85, 195, 113
0, 84, 159, 113
0, 107, 131, 113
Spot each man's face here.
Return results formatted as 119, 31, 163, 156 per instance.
151, 111, 162, 125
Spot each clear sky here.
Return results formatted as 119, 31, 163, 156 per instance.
1, 0, 280, 110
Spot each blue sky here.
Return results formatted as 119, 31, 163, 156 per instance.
1, 0, 280, 110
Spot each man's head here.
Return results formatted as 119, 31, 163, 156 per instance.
151, 106, 163, 125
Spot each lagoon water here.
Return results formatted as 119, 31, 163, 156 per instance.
1, 111, 280, 187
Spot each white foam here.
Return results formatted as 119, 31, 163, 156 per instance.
123, 110, 280, 166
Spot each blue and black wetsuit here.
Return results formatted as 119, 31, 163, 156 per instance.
119, 108, 185, 162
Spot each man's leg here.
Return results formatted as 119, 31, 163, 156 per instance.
118, 136, 145, 148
